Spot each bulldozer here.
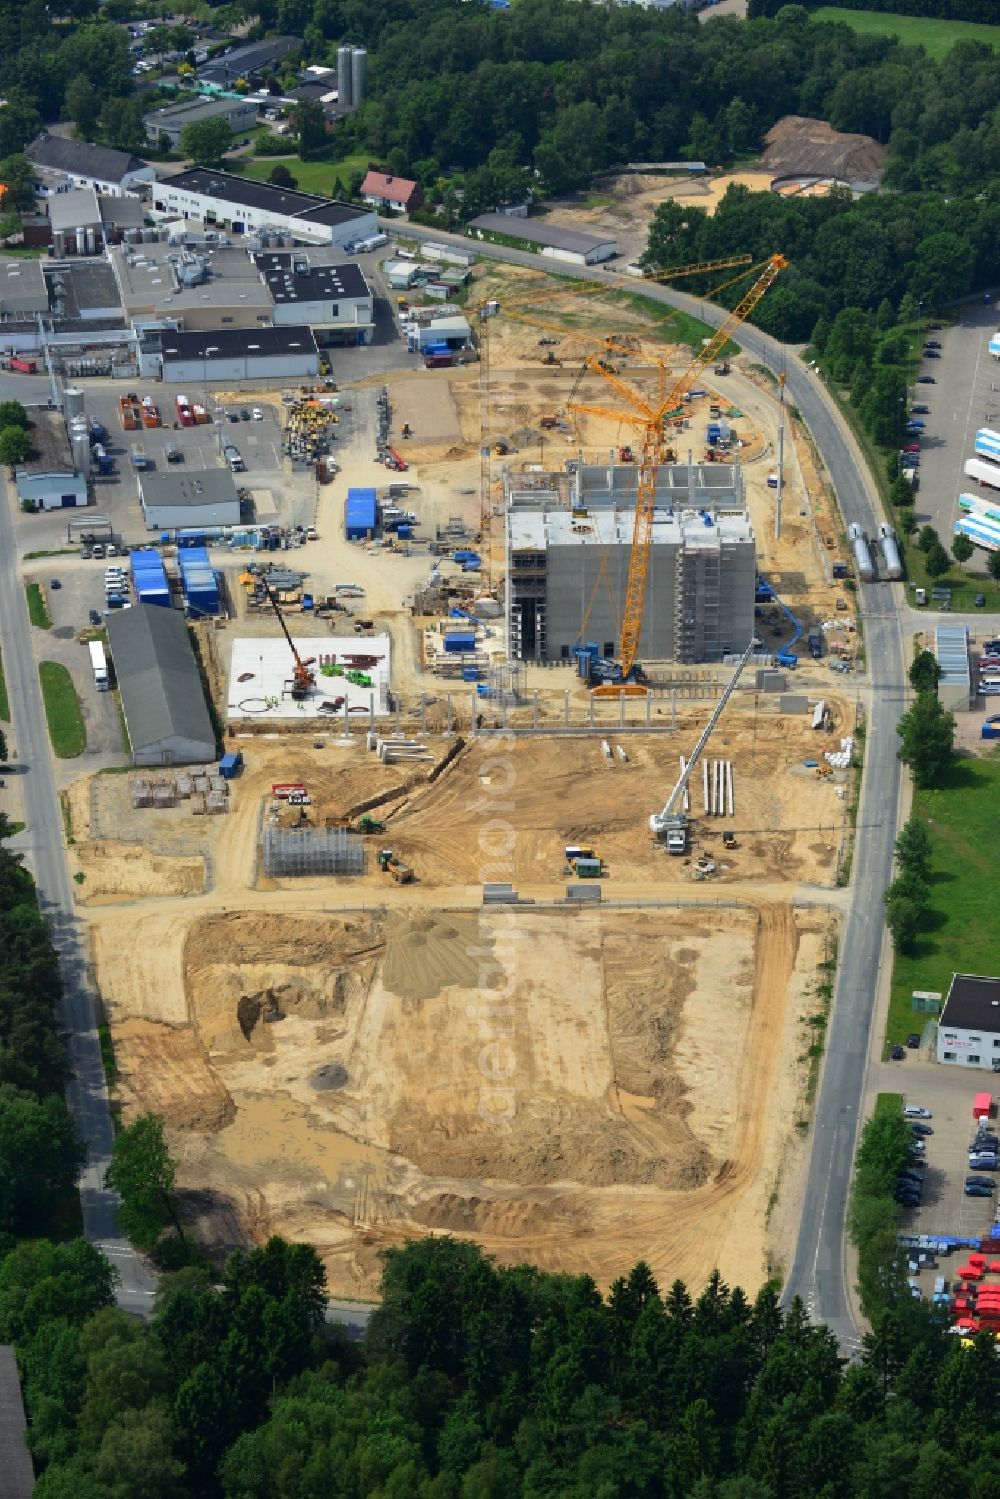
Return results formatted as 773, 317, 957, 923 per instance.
355, 815, 385, 834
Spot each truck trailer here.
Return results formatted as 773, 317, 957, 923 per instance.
88, 640, 109, 691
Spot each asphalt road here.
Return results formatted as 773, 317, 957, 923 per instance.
0, 478, 158, 1314
388, 221, 905, 1343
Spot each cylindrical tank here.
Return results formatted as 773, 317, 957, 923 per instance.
849, 522, 874, 582
337, 45, 353, 108
351, 47, 367, 106
71, 430, 91, 474
85, 226, 96, 255
63, 386, 85, 422
878, 523, 903, 581
52, 229, 66, 258
75, 227, 86, 256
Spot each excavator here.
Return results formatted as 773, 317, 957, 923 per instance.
263, 581, 316, 701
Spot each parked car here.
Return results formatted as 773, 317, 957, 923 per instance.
228, 411, 240, 423
928, 321, 943, 330
924, 339, 942, 349
252, 406, 264, 420
891, 1045, 906, 1060
975, 594, 987, 607
917, 376, 936, 384
911, 1123, 934, 1136
966, 1177, 996, 1191
50, 577, 61, 589
924, 349, 941, 358
968, 1157, 998, 1172
907, 1033, 921, 1047
88, 609, 101, 626
911, 404, 931, 414
965, 1183, 993, 1197
903, 1106, 932, 1118
240, 407, 251, 420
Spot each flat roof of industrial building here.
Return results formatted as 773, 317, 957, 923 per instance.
48, 187, 102, 231
509, 503, 754, 551
106, 602, 216, 753
138, 469, 239, 509
196, 34, 298, 84
0, 256, 47, 312
940, 973, 1000, 1032
158, 169, 369, 227
934, 623, 970, 688
254, 252, 368, 302
144, 95, 254, 130
467, 213, 617, 254
110, 243, 271, 313
44, 261, 122, 318
160, 324, 318, 362
18, 408, 74, 475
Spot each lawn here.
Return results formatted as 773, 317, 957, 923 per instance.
25, 582, 52, 629
886, 754, 1000, 1052
813, 6, 1000, 59
0, 648, 8, 722
38, 662, 87, 758
234, 151, 371, 195
901, 543, 1000, 614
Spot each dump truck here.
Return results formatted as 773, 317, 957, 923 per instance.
377, 848, 413, 882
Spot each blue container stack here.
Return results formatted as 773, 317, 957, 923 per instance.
345, 487, 377, 540
178, 546, 219, 617
444, 632, 476, 654
131, 549, 170, 608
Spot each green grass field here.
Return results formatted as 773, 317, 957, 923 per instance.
235, 152, 371, 195
813, 6, 1000, 58
25, 582, 52, 629
38, 662, 86, 758
0, 649, 8, 723
886, 754, 1000, 1051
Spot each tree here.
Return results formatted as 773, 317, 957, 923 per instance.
924, 541, 951, 580
104, 1113, 183, 1253
0, 399, 27, 429
65, 77, 101, 139
0, 155, 37, 214
951, 533, 974, 572
0, 730, 7, 763
180, 117, 233, 165
908, 649, 940, 695
890, 476, 914, 508
0, 426, 31, 470
894, 816, 932, 881
899, 510, 918, 538
917, 525, 940, 553
0, 1086, 83, 1236
897, 693, 955, 789
885, 893, 921, 954
0, 96, 43, 159
293, 98, 327, 161
268, 163, 298, 188
989, 550, 1000, 589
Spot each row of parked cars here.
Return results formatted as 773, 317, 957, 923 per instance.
967, 1120, 999, 1198
896, 1111, 934, 1208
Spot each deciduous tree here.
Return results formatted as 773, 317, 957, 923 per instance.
104, 1112, 182, 1252
896, 692, 954, 788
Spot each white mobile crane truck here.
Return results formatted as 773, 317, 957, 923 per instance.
649, 637, 759, 855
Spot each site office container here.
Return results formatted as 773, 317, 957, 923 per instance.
974, 1092, 994, 1120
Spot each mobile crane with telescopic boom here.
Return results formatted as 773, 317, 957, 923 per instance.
263, 581, 316, 700
649, 635, 759, 854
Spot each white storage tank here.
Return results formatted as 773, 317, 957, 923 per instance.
351, 46, 367, 106
63, 386, 85, 422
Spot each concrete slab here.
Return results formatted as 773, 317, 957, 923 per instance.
227, 633, 391, 719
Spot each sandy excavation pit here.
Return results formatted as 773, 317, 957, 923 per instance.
104, 897, 830, 1298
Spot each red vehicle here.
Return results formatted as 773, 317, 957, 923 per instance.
10, 356, 37, 373
903, 442, 921, 453
175, 394, 194, 427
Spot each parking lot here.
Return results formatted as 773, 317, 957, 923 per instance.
875, 1058, 999, 1245
908, 298, 1000, 578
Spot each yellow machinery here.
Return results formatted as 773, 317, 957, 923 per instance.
566, 255, 788, 695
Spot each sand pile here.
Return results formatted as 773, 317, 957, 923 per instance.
381, 912, 498, 1000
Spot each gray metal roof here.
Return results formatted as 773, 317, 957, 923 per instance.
139, 469, 239, 511
934, 623, 970, 689
47, 187, 101, 232
27, 132, 148, 182
467, 213, 617, 255
106, 603, 216, 755
0, 1345, 35, 1498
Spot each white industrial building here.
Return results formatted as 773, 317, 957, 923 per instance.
138, 469, 241, 531
27, 134, 155, 197
467, 212, 618, 265
110, 243, 273, 330
106, 604, 217, 767
150, 169, 377, 248
141, 324, 320, 384
15, 410, 88, 511
253, 252, 374, 343
505, 462, 755, 663
227, 634, 390, 719
47, 188, 145, 256
937, 974, 1000, 1073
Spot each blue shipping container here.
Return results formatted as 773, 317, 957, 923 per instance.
346, 487, 377, 540
444, 633, 476, 653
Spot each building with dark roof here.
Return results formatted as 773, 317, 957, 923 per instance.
152, 169, 377, 248
937, 974, 1000, 1072
106, 603, 217, 766
196, 35, 299, 90
143, 94, 259, 151
140, 323, 319, 383
253, 251, 373, 342
467, 212, 617, 266
27, 133, 154, 196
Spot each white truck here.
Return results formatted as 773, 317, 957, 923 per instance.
88, 639, 109, 692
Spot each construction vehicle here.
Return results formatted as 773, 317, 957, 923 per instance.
714, 362, 731, 375
355, 815, 385, 834
618, 445, 634, 462
723, 830, 738, 850
263, 581, 315, 700
649, 637, 758, 854
568, 255, 787, 694
377, 848, 414, 882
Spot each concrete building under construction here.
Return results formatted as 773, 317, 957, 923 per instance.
504, 462, 756, 665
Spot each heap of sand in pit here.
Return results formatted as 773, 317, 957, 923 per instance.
227, 635, 391, 720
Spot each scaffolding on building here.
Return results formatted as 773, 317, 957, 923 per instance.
262, 826, 365, 879
487, 659, 526, 703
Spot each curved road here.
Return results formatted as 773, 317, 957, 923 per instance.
389, 222, 905, 1343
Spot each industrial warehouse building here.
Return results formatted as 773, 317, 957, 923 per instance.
150, 170, 377, 248
143, 324, 319, 384
467, 213, 618, 265
937, 974, 1000, 1072
933, 623, 971, 711
253, 252, 374, 343
138, 469, 241, 531
106, 604, 217, 766
47, 188, 144, 256
505, 462, 756, 664
14, 410, 88, 510
27, 133, 155, 197
144, 95, 259, 151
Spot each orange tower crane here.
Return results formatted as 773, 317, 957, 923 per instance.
567, 254, 789, 694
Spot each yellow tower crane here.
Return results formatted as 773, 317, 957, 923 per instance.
566, 254, 788, 695
474, 255, 754, 591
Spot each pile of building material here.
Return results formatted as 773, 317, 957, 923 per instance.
366, 731, 432, 765
130, 777, 153, 808
824, 736, 854, 770
262, 825, 364, 878
702, 759, 734, 816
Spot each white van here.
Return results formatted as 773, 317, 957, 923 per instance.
396, 248, 416, 261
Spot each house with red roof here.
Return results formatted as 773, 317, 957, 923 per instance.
361, 171, 422, 215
